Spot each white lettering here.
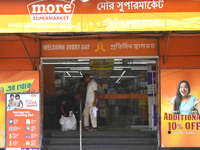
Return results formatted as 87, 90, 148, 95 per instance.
32, 4, 46, 13
63, 4, 71, 13
81, 44, 90, 50
47, 4, 55, 13
96, 0, 164, 11
66, 44, 80, 50
55, 4, 63, 13
43, 45, 65, 50
31, 4, 72, 14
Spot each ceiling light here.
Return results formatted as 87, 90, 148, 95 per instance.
55, 67, 90, 70
45, 62, 89, 65
114, 59, 122, 61
121, 71, 126, 77
55, 71, 67, 73
110, 76, 136, 78
116, 71, 126, 83
66, 72, 71, 77
68, 71, 79, 73
113, 68, 123, 70
70, 67, 90, 70
115, 78, 121, 83
78, 59, 90, 61
127, 60, 156, 64
114, 62, 122, 64
65, 76, 83, 78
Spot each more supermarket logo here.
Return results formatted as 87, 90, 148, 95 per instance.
27, 0, 75, 23
25, 99, 37, 107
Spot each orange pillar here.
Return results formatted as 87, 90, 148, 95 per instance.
43, 65, 55, 95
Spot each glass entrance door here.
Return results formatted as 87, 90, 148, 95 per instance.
42, 58, 156, 130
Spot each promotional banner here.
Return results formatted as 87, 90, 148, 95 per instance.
0, 71, 39, 148
0, 0, 200, 32
161, 69, 200, 147
5, 93, 40, 150
41, 38, 158, 57
90, 59, 114, 76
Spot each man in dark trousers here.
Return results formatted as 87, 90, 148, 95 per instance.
60, 86, 75, 117
78, 77, 87, 112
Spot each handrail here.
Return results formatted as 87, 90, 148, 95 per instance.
79, 99, 82, 150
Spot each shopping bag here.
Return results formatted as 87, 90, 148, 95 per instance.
59, 114, 77, 131
91, 107, 98, 118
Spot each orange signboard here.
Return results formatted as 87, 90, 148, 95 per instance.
0, 71, 39, 148
41, 38, 158, 57
161, 69, 200, 147
0, 0, 200, 32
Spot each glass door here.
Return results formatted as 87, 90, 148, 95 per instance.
42, 58, 156, 130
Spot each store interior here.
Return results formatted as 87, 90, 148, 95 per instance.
42, 58, 156, 130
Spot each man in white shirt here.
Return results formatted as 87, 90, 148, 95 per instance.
83, 74, 98, 131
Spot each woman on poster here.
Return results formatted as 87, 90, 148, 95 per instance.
167, 80, 200, 115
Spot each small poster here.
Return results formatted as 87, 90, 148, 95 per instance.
5, 93, 40, 150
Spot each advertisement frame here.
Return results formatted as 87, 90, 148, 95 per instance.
5, 93, 41, 150
160, 69, 200, 148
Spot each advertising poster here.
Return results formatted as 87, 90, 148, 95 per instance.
5, 93, 40, 150
161, 69, 200, 147
0, 71, 39, 148
90, 59, 114, 77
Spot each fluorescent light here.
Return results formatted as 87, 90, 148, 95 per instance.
65, 76, 83, 78
78, 59, 90, 61
121, 71, 126, 77
66, 72, 71, 77
55, 67, 70, 69
114, 66, 147, 70
68, 71, 79, 73
55, 67, 90, 70
114, 59, 122, 61
110, 76, 136, 78
113, 68, 123, 70
115, 78, 121, 83
116, 71, 126, 83
55, 71, 67, 73
127, 60, 156, 64
55, 71, 79, 73
70, 67, 90, 70
45, 62, 89, 65
131, 67, 147, 70
114, 62, 122, 64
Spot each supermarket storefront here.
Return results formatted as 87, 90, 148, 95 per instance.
0, 0, 200, 149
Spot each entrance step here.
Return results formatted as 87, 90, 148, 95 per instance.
42, 130, 157, 150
